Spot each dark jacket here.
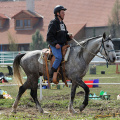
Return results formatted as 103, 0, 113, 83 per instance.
47, 17, 71, 47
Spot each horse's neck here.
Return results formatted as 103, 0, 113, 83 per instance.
82, 38, 102, 64
68, 38, 102, 65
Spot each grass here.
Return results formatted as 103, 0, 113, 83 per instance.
0, 64, 120, 119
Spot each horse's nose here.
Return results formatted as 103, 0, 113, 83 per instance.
113, 57, 116, 62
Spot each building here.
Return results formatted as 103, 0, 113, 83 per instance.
0, 0, 117, 51
112, 38, 120, 50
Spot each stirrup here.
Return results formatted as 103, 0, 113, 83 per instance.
49, 77, 53, 83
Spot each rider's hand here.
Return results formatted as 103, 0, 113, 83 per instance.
69, 35, 73, 39
68, 33, 73, 39
55, 44, 61, 49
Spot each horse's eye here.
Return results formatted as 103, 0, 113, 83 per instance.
106, 44, 109, 47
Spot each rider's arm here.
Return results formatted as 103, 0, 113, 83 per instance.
47, 22, 58, 47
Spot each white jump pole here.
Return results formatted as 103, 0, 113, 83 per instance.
40, 83, 120, 85
39, 76, 43, 101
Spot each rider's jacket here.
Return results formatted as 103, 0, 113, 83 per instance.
47, 17, 71, 47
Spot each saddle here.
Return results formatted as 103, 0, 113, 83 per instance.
42, 45, 70, 87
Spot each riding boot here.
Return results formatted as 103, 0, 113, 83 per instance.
49, 67, 57, 83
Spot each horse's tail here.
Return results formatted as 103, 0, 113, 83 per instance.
13, 53, 26, 85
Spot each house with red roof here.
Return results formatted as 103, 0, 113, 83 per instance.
0, 0, 116, 51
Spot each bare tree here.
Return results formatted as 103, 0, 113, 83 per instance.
108, 0, 120, 37
8, 31, 18, 51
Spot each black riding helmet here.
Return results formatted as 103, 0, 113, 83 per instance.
54, 5, 67, 15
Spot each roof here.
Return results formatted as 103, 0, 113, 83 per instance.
0, 0, 116, 45
35, 0, 116, 27
67, 23, 86, 36
0, 13, 9, 19
12, 10, 44, 18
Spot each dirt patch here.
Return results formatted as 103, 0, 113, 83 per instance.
0, 106, 120, 119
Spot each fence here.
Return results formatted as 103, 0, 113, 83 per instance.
0, 51, 119, 65
0, 51, 26, 65
115, 50, 120, 60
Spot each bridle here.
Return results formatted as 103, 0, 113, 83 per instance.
99, 38, 115, 61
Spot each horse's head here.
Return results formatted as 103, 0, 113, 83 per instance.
99, 33, 116, 63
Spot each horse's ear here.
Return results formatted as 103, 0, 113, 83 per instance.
103, 32, 106, 39
109, 35, 112, 39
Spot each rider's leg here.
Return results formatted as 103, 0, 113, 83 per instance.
49, 67, 57, 82
49, 45, 62, 82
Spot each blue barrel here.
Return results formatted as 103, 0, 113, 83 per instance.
93, 79, 99, 87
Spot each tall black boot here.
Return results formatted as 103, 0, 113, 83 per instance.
49, 67, 57, 83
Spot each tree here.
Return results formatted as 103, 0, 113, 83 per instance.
8, 31, 18, 51
30, 29, 48, 50
108, 0, 120, 37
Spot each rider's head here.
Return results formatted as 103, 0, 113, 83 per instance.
54, 5, 67, 20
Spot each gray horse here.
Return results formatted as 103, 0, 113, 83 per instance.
12, 33, 116, 114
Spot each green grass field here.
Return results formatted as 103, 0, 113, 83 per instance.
0, 64, 120, 120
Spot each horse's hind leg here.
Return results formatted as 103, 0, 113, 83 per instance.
76, 77, 90, 112
68, 82, 78, 114
30, 89, 43, 113
12, 81, 29, 113
29, 74, 44, 113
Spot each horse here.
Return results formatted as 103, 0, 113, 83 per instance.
12, 33, 116, 114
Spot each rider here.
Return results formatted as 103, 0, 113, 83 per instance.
47, 5, 73, 82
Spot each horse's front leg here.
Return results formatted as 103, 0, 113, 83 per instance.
76, 77, 90, 112
68, 81, 78, 114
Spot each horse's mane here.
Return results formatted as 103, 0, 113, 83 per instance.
70, 35, 102, 48
79, 35, 102, 46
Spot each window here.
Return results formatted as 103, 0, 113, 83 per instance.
15, 19, 32, 30
16, 20, 23, 27
24, 19, 31, 27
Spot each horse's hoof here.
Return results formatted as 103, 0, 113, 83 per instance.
68, 107, 77, 114
79, 104, 86, 112
11, 109, 17, 114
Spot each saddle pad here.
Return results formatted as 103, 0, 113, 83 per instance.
38, 52, 44, 64
64, 47, 70, 61
38, 49, 50, 64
